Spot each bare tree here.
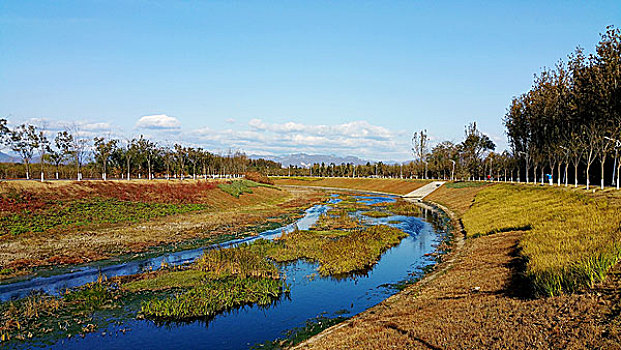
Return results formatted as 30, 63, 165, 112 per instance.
411, 129, 429, 179
68, 125, 89, 181
136, 135, 157, 180
174, 144, 187, 180
47, 131, 73, 180
36, 128, 49, 181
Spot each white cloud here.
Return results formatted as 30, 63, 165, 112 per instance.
225, 118, 236, 124
82, 122, 112, 131
136, 114, 181, 130
186, 119, 410, 161
8, 115, 415, 161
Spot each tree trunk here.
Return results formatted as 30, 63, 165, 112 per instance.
600, 154, 606, 190
574, 163, 579, 187
126, 158, 131, 181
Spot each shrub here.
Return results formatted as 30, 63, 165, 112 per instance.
244, 172, 274, 185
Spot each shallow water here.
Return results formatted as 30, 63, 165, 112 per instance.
0, 204, 331, 301
4, 193, 450, 349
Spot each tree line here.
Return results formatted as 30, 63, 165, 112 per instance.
264, 121, 497, 180
0, 120, 281, 180
504, 25, 620, 189
0, 117, 501, 181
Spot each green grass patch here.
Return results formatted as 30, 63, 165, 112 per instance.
444, 181, 488, 189
217, 179, 275, 198
361, 210, 391, 218
268, 225, 407, 276
0, 198, 209, 236
140, 277, 286, 320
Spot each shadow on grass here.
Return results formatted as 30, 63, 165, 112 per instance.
504, 241, 535, 300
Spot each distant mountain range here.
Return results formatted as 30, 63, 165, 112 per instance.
250, 153, 372, 168
0, 152, 19, 163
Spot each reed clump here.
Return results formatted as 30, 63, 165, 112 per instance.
136, 241, 286, 320
314, 209, 363, 230
360, 210, 391, 218
387, 201, 422, 216
197, 242, 280, 279
461, 184, 621, 296
0, 279, 117, 343
140, 277, 285, 320
269, 225, 407, 276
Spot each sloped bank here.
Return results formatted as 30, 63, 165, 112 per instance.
294, 182, 621, 349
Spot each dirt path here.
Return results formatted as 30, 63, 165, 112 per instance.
296, 229, 621, 349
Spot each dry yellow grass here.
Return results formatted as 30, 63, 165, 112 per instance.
424, 182, 491, 216
296, 230, 621, 349
273, 177, 429, 195
462, 184, 621, 295
0, 186, 320, 274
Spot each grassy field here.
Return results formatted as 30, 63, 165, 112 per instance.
461, 184, 621, 296
273, 177, 429, 195
424, 181, 491, 216
0, 180, 320, 278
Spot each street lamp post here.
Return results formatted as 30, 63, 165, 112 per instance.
560, 145, 570, 187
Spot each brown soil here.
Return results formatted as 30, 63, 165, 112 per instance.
297, 229, 621, 349
0, 186, 322, 277
273, 178, 429, 196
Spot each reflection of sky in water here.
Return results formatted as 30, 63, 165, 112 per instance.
353, 194, 397, 205
3, 193, 450, 350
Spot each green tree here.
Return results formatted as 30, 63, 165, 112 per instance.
93, 137, 119, 180
9, 124, 40, 179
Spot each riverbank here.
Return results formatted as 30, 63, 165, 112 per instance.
0, 180, 322, 280
272, 177, 430, 196
296, 181, 621, 349
0, 191, 447, 348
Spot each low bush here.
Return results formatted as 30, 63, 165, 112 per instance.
245, 172, 274, 185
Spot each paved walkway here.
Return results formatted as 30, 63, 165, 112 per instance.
402, 181, 445, 200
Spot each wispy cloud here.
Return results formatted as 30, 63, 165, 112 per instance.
187, 119, 409, 160
8, 115, 415, 161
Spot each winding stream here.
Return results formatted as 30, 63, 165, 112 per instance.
3, 193, 450, 349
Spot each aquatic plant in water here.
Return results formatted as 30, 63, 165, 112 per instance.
140, 277, 287, 320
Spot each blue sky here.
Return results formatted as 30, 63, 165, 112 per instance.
1, 1, 619, 161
